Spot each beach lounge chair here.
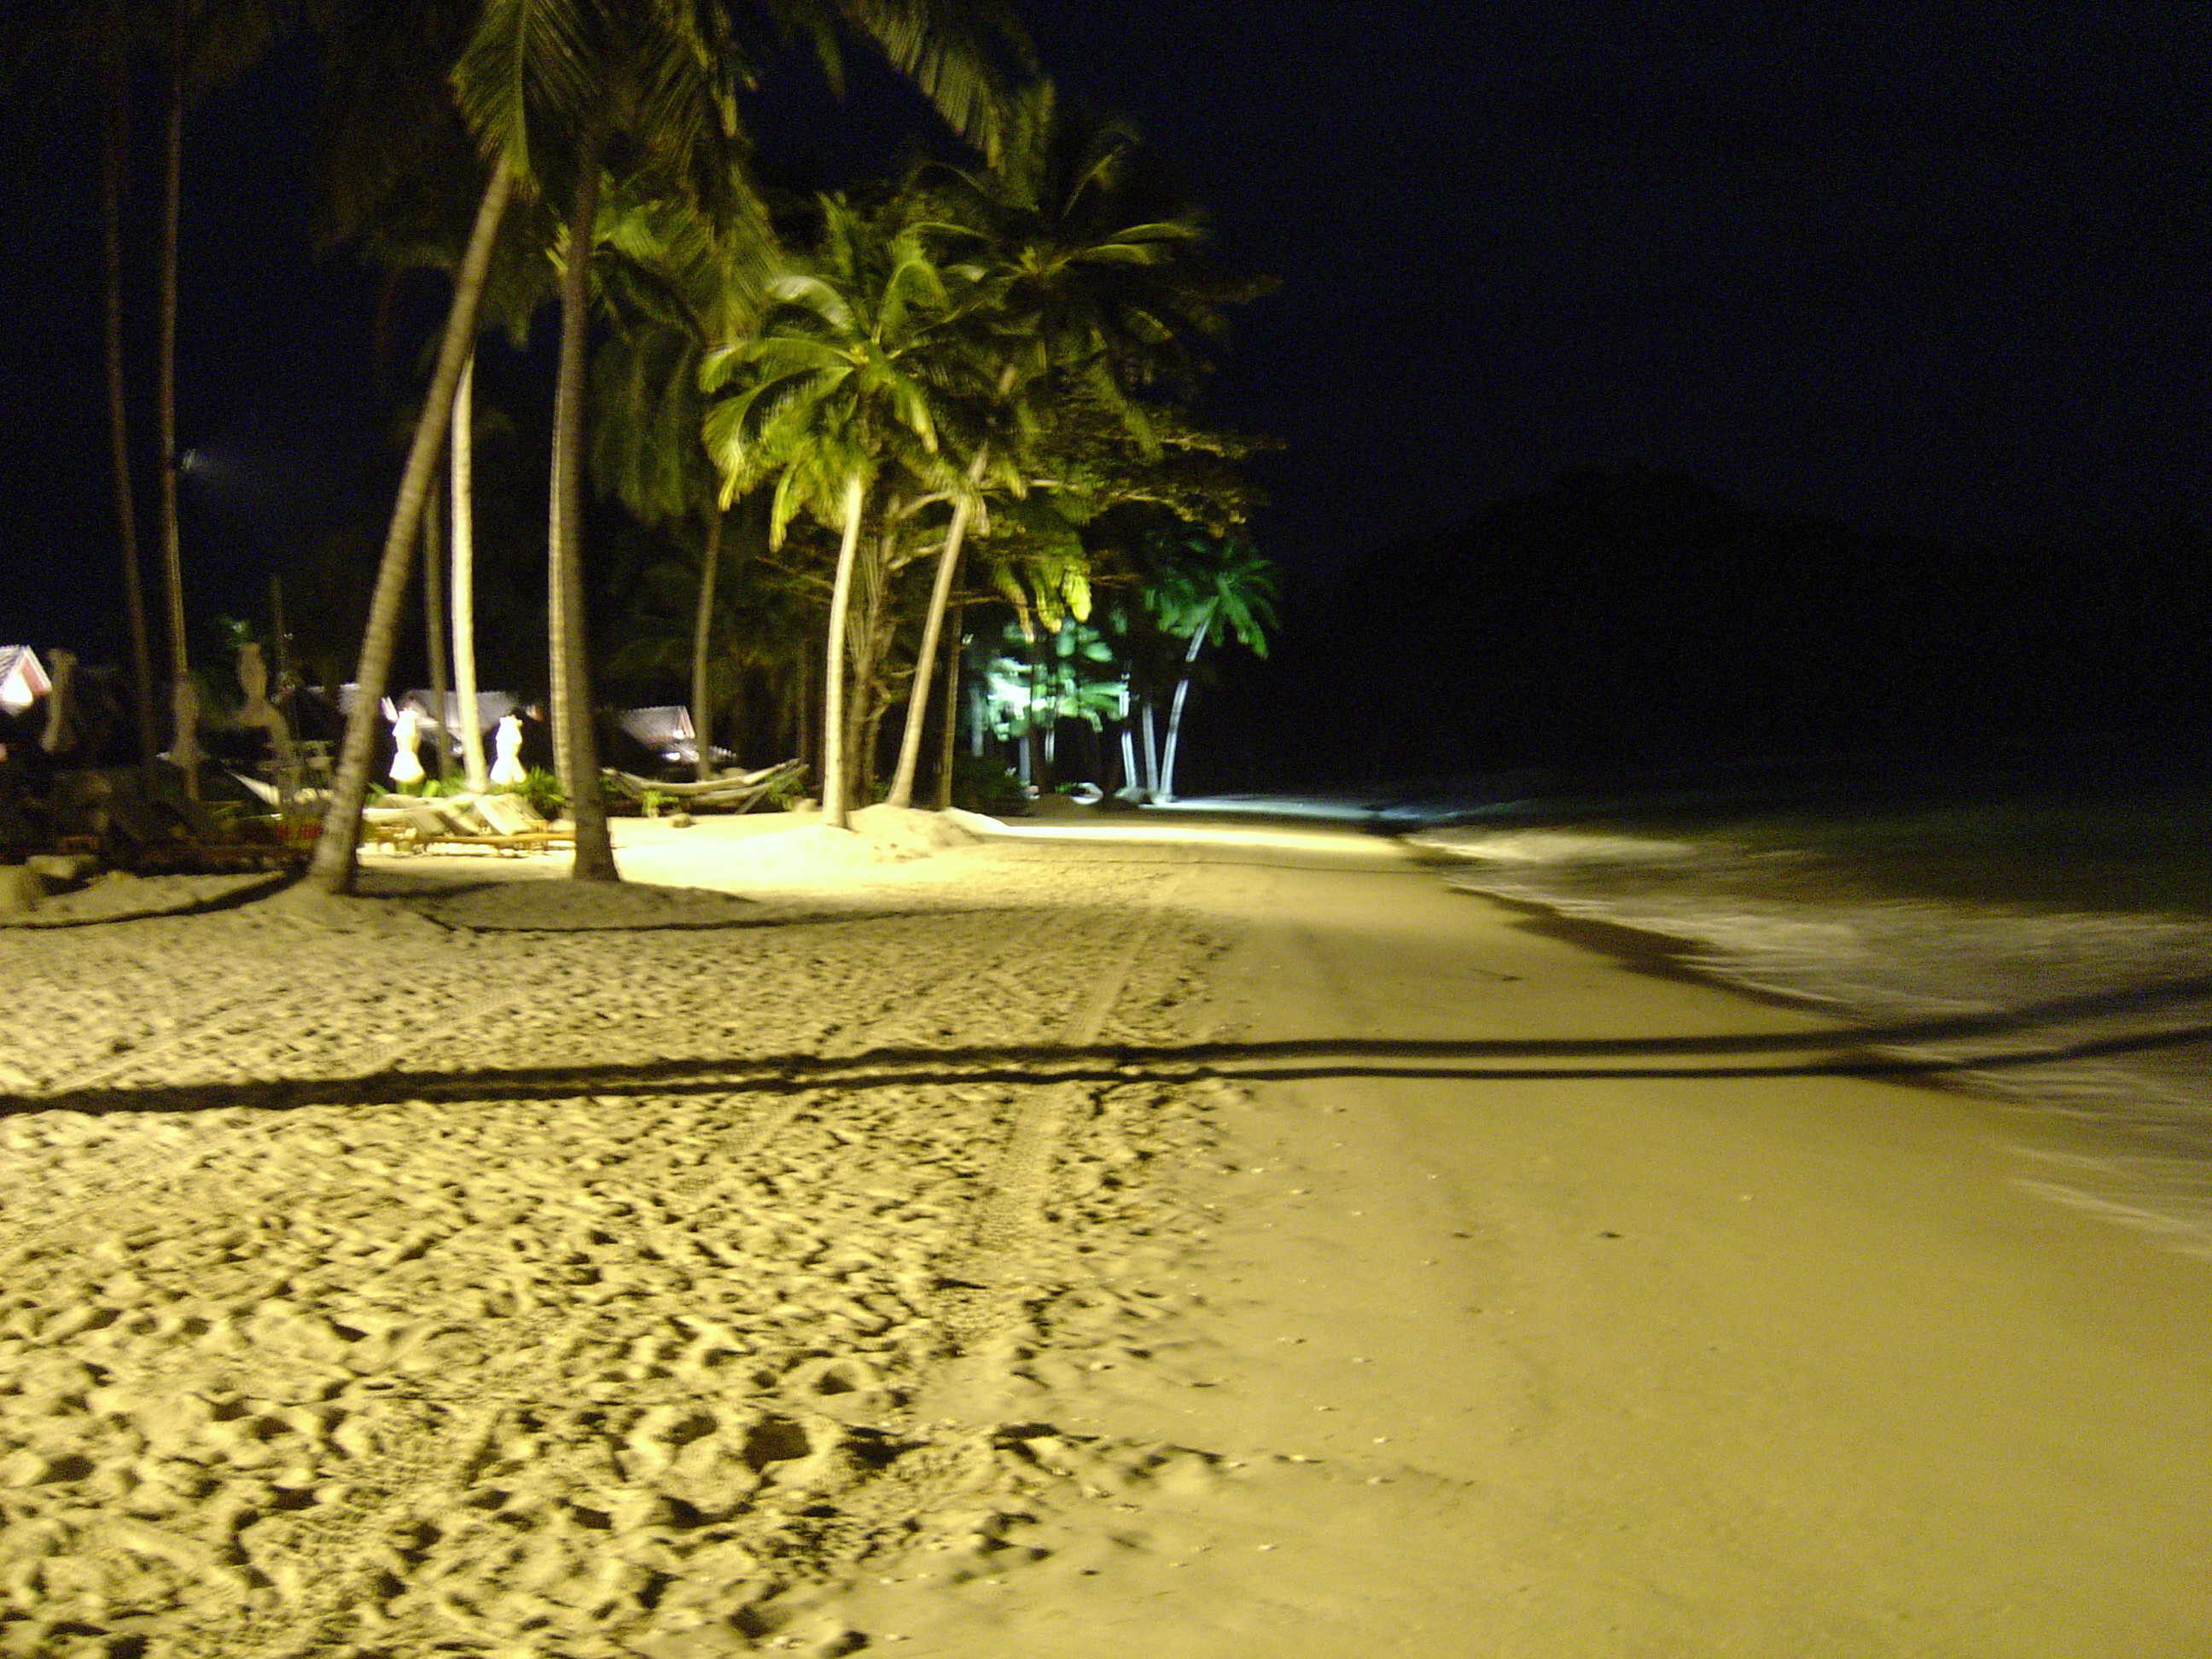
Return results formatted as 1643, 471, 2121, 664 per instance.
362, 792, 573, 855
471, 792, 574, 851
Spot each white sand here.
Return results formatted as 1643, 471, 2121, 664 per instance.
1, 810, 2208, 1656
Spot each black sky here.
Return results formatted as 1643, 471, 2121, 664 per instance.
1, 0, 2207, 656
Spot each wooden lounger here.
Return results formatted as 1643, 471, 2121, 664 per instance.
363, 794, 573, 855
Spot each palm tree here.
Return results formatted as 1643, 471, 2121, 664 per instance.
701, 197, 972, 825
447, 352, 489, 788
591, 175, 780, 777
1143, 529, 1277, 801
307, 0, 1023, 890
884, 80, 1239, 806
305, 157, 517, 893
317, 0, 562, 800
99, 20, 159, 773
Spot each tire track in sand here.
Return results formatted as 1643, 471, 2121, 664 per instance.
917, 874, 1190, 1430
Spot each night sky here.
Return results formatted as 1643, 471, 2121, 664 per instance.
1, 1, 2206, 660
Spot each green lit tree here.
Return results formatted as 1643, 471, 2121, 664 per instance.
1141, 529, 1278, 801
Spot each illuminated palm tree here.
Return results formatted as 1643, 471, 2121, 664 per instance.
701, 197, 973, 825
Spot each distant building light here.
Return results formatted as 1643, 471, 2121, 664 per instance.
0, 645, 49, 715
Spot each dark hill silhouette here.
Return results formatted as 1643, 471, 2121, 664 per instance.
1204, 466, 2212, 790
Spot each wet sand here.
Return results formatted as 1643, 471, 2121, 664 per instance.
2, 812, 2207, 1656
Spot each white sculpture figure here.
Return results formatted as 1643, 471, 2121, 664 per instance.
38, 649, 73, 756
489, 712, 527, 786
388, 706, 426, 787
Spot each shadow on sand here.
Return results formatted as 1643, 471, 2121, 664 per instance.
10, 972, 2212, 1119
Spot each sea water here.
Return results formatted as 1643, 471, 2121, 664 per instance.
1408, 820, 2212, 1262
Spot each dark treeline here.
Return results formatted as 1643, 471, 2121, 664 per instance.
1203, 466, 2212, 792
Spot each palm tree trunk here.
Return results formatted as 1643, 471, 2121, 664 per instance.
931, 601, 962, 810
851, 525, 899, 804
422, 475, 451, 786
101, 49, 155, 774
450, 352, 488, 791
886, 457, 984, 807
859, 699, 888, 805
307, 161, 515, 895
1156, 615, 1210, 803
1138, 697, 1159, 795
1117, 673, 1137, 796
156, 0, 191, 798
690, 507, 723, 782
549, 148, 618, 882
821, 472, 865, 828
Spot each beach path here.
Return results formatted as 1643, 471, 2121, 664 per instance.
857, 826, 2212, 1658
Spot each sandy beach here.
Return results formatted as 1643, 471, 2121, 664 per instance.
3, 811, 2208, 1656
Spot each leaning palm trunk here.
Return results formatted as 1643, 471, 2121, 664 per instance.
549, 152, 619, 882
690, 509, 724, 781
102, 51, 155, 772
886, 456, 985, 807
308, 162, 515, 894
450, 352, 489, 791
820, 474, 866, 828
1156, 614, 1211, 804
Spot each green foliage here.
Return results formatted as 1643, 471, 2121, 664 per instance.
981, 615, 1121, 737
760, 767, 808, 810
1141, 527, 1279, 655
949, 753, 1026, 813
490, 765, 567, 818
700, 195, 975, 540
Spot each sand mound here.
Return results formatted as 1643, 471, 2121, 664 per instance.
848, 803, 980, 855
0, 870, 285, 928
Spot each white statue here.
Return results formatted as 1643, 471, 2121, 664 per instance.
388, 706, 425, 787
489, 713, 527, 786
